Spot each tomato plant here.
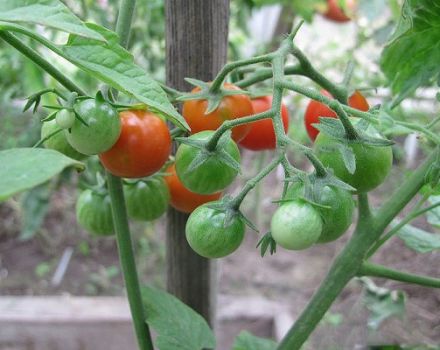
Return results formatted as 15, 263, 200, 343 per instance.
185, 202, 245, 258
99, 110, 171, 178
304, 90, 369, 141
175, 131, 240, 194
41, 119, 86, 160
55, 109, 75, 129
322, 0, 356, 22
238, 96, 289, 151
124, 177, 170, 221
285, 182, 354, 243
315, 123, 393, 193
271, 200, 323, 250
76, 189, 114, 236
182, 83, 253, 142
66, 98, 121, 155
164, 164, 222, 213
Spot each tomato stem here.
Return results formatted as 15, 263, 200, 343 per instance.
330, 100, 359, 140
358, 262, 440, 288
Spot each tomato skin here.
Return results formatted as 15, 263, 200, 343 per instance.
67, 99, 121, 155
304, 90, 369, 141
76, 189, 114, 236
238, 96, 289, 151
182, 83, 253, 142
124, 177, 170, 221
271, 201, 322, 250
175, 131, 240, 194
322, 0, 356, 22
285, 183, 354, 243
56, 109, 75, 129
165, 164, 221, 213
185, 203, 245, 258
99, 110, 171, 178
314, 122, 393, 193
41, 119, 86, 160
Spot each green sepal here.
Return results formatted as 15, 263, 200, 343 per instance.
313, 117, 347, 139
185, 151, 210, 173
41, 110, 58, 122
237, 210, 258, 232
256, 232, 277, 257
336, 143, 356, 175
174, 136, 206, 149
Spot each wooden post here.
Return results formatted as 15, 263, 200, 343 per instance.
165, 0, 230, 326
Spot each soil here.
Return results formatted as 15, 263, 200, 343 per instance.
1, 151, 439, 349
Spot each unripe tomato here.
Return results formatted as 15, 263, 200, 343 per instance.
182, 83, 253, 142
322, 0, 356, 22
124, 177, 170, 221
66, 98, 121, 155
271, 201, 323, 250
41, 119, 86, 160
238, 96, 289, 151
285, 183, 354, 243
76, 189, 114, 236
175, 131, 240, 194
185, 203, 245, 258
314, 121, 393, 193
99, 110, 172, 178
164, 164, 221, 213
56, 109, 75, 129
304, 90, 369, 141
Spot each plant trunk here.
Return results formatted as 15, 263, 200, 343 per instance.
165, 0, 230, 326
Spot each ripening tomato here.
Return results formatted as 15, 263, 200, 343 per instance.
182, 83, 253, 142
304, 90, 369, 141
165, 164, 222, 213
322, 0, 356, 22
99, 110, 171, 178
238, 96, 289, 151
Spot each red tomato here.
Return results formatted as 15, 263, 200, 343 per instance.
182, 83, 253, 142
322, 0, 356, 22
304, 90, 369, 141
164, 164, 221, 213
99, 110, 171, 178
238, 96, 289, 151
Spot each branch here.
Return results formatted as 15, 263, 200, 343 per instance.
358, 262, 440, 288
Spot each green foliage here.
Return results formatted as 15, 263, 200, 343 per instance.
426, 196, 440, 228
381, 0, 440, 104
232, 331, 277, 350
396, 222, 440, 253
360, 278, 406, 330
142, 286, 216, 350
0, 0, 104, 40
0, 148, 84, 201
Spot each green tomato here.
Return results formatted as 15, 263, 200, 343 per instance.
185, 202, 245, 258
76, 189, 114, 236
271, 201, 322, 250
124, 177, 170, 221
285, 183, 354, 243
314, 124, 393, 193
175, 131, 240, 194
66, 98, 121, 155
56, 109, 75, 129
41, 119, 86, 160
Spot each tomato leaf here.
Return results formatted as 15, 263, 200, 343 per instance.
141, 285, 216, 350
426, 196, 440, 228
380, 0, 440, 105
394, 221, 440, 253
0, 148, 84, 202
61, 24, 188, 130
232, 331, 277, 350
0, 0, 104, 40
360, 277, 406, 330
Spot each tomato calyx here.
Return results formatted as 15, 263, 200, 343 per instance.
256, 232, 277, 257
175, 130, 241, 174
177, 78, 250, 115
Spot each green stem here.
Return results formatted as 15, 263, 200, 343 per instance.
304, 152, 327, 177
357, 193, 372, 223
231, 152, 284, 210
0, 31, 86, 95
367, 200, 440, 258
358, 262, 440, 288
115, 0, 137, 48
290, 45, 348, 103
235, 64, 303, 89
107, 174, 153, 350
330, 100, 359, 140
395, 120, 440, 145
